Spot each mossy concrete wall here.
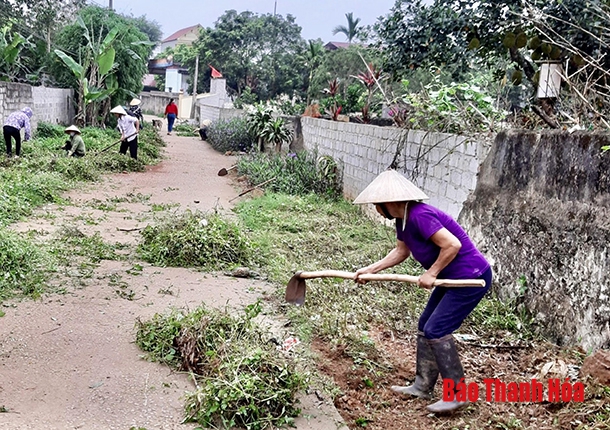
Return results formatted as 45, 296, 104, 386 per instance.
459, 130, 610, 351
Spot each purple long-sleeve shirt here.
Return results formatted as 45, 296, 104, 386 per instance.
4, 109, 32, 141
396, 202, 490, 280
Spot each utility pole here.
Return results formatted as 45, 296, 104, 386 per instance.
109, 0, 113, 10
190, 55, 199, 120
274, 0, 277, 16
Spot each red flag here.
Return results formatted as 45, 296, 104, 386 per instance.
209, 65, 223, 78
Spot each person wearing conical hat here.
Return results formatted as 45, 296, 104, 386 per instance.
111, 105, 139, 160
62, 125, 86, 157
128, 98, 143, 128
353, 169, 491, 415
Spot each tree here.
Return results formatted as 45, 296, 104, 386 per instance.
332, 12, 362, 43
49, 6, 154, 125
310, 44, 381, 108
130, 15, 163, 45
179, 10, 308, 101
375, 0, 610, 128
27, 0, 86, 53
305, 39, 325, 105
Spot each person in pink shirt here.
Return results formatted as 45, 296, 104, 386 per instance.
3, 107, 33, 157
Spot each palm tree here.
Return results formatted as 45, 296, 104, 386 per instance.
305, 39, 325, 105
332, 12, 361, 43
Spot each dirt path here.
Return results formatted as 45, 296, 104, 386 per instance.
0, 127, 344, 430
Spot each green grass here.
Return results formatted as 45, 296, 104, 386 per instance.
234, 192, 534, 345
0, 124, 164, 227
236, 151, 342, 199
0, 123, 165, 301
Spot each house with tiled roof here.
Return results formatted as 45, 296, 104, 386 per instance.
146, 24, 202, 94
158, 24, 202, 52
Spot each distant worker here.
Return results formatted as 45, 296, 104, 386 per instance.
3, 106, 33, 158
198, 119, 212, 140
128, 98, 144, 129
110, 105, 139, 160
164, 99, 178, 136
61, 125, 86, 157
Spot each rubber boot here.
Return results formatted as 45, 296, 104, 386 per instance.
426, 334, 469, 414
390, 332, 439, 400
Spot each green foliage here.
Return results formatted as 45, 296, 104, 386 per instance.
236, 151, 342, 199
259, 117, 293, 153
180, 10, 308, 100
232, 86, 258, 109
0, 125, 163, 226
310, 45, 381, 105
0, 24, 32, 82
50, 226, 123, 264
49, 6, 154, 122
332, 12, 362, 43
138, 211, 255, 270
173, 124, 197, 137
0, 228, 48, 299
376, 0, 610, 127
135, 303, 305, 429
397, 73, 505, 133
207, 117, 256, 153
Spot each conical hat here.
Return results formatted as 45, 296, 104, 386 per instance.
64, 125, 81, 134
129, 98, 141, 106
110, 105, 127, 115
353, 170, 429, 204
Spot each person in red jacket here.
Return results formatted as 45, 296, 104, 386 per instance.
164, 99, 178, 135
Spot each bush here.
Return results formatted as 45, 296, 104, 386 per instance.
135, 302, 305, 430
36, 122, 65, 139
207, 117, 256, 153
138, 211, 255, 269
237, 151, 342, 199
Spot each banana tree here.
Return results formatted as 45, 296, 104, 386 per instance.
0, 25, 31, 82
54, 17, 120, 126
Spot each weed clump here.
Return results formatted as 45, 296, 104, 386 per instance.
138, 211, 254, 269
135, 302, 305, 429
207, 118, 256, 153
237, 151, 342, 199
0, 228, 48, 298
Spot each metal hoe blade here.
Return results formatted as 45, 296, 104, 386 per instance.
285, 272, 306, 305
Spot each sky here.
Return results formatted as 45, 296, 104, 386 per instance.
107, 0, 399, 43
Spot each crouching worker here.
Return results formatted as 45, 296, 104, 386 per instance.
62, 125, 86, 157
198, 119, 212, 141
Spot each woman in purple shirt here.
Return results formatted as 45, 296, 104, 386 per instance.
3, 107, 33, 157
353, 169, 492, 414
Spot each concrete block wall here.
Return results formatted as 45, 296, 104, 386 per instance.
198, 104, 245, 125
0, 82, 73, 133
31, 86, 74, 127
301, 117, 492, 219
140, 91, 180, 117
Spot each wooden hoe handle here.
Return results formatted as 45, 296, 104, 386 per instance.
296, 270, 486, 287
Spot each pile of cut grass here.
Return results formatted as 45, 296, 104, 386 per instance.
135, 302, 306, 429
